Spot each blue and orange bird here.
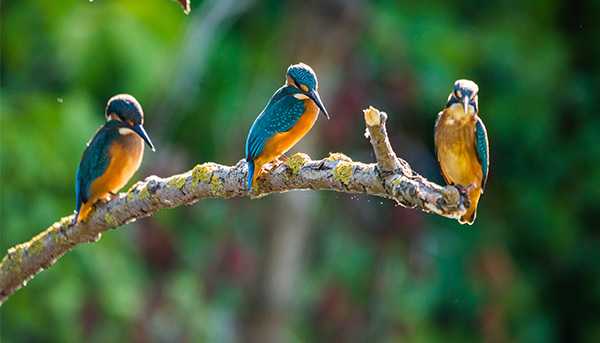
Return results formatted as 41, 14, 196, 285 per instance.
434, 80, 489, 225
73, 94, 155, 224
245, 63, 330, 190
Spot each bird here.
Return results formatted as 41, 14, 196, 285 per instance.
434, 79, 489, 225
73, 94, 155, 224
245, 63, 330, 190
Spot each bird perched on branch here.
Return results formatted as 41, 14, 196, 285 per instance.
434, 80, 489, 224
73, 94, 155, 224
245, 63, 330, 190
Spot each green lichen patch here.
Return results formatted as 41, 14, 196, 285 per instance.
28, 236, 46, 256
104, 213, 118, 227
210, 175, 224, 195
132, 184, 150, 201
192, 164, 214, 187
127, 190, 136, 202
391, 177, 403, 186
126, 183, 137, 201
5, 247, 23, 273
167, 175, 187, 190
333, 161, 353, 186
285, 153, 310, 175
127, 181, 151, 202
51, 230, 64, 245
327, 152, 353, 162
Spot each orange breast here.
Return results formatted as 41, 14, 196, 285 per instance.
435, 112, 483, 188
89, 133, 144, 202
255, 100, 319, 167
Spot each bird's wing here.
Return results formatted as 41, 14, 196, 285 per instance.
474, 116, 489, 190
75, 127, 114, 209
245, 93, 305, 161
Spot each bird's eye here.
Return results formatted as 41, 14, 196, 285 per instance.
293, 79, 302, 90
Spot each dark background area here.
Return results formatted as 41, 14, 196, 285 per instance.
1, 0, 600, 341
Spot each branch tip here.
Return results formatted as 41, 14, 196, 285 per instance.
363, 106, 381, 127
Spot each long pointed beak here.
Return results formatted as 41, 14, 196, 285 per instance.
307, 89, 330, 119
463, 96, 470, 114
132, 124, 156, 151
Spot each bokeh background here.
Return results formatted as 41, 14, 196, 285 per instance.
2, 0, 600, 342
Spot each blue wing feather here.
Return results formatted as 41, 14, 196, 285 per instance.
74, 122, 119, 217
245, 86, 305, 162
475, 117, 489, 189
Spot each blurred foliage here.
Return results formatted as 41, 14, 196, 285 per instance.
2, 0, 600, 342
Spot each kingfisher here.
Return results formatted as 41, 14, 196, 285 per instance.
434, 80, 489, 225
245, 63, 330, 190
73, 94, 155, 224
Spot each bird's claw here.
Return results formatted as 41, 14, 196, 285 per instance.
265, 159, 285, 171
98, 192, 118, 204
454, 185, 471, 208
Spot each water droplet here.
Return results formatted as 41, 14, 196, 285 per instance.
57, 97, 63, 103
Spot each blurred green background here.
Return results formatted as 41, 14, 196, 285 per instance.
2, 0, 600, 342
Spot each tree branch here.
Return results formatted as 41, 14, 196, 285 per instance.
0, 107, 466, 305
177, 0, 191, 15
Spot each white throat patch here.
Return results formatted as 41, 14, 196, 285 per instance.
118, 127, 136, 135
293, 93, 310, 100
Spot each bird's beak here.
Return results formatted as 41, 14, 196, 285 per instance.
307, 89, 330, 119
463, 96, 470, 114
132, 124, 156, 151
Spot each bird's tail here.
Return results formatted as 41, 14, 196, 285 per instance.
459, 188, 482, 225
247, 159, 255, 191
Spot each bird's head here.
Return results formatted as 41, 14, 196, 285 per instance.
447, 79, 479, 116
105, 94, 155, 151
286, 63, 330, 119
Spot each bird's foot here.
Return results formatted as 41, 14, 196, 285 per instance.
454, 185, 471, 208
99, 192, 118, 204
265, 159, 285, 171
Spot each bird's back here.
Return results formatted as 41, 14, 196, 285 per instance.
245, 86, 305, 161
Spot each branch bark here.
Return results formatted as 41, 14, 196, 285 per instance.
0, 107, 466, 305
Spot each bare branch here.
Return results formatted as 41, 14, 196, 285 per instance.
0, 107, 466, 305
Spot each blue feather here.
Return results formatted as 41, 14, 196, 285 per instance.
475, 117, 489, 189
247, 159, 255, 190
287, 64, 317, 90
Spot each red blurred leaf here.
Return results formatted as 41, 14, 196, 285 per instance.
176, 0, 191, 15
